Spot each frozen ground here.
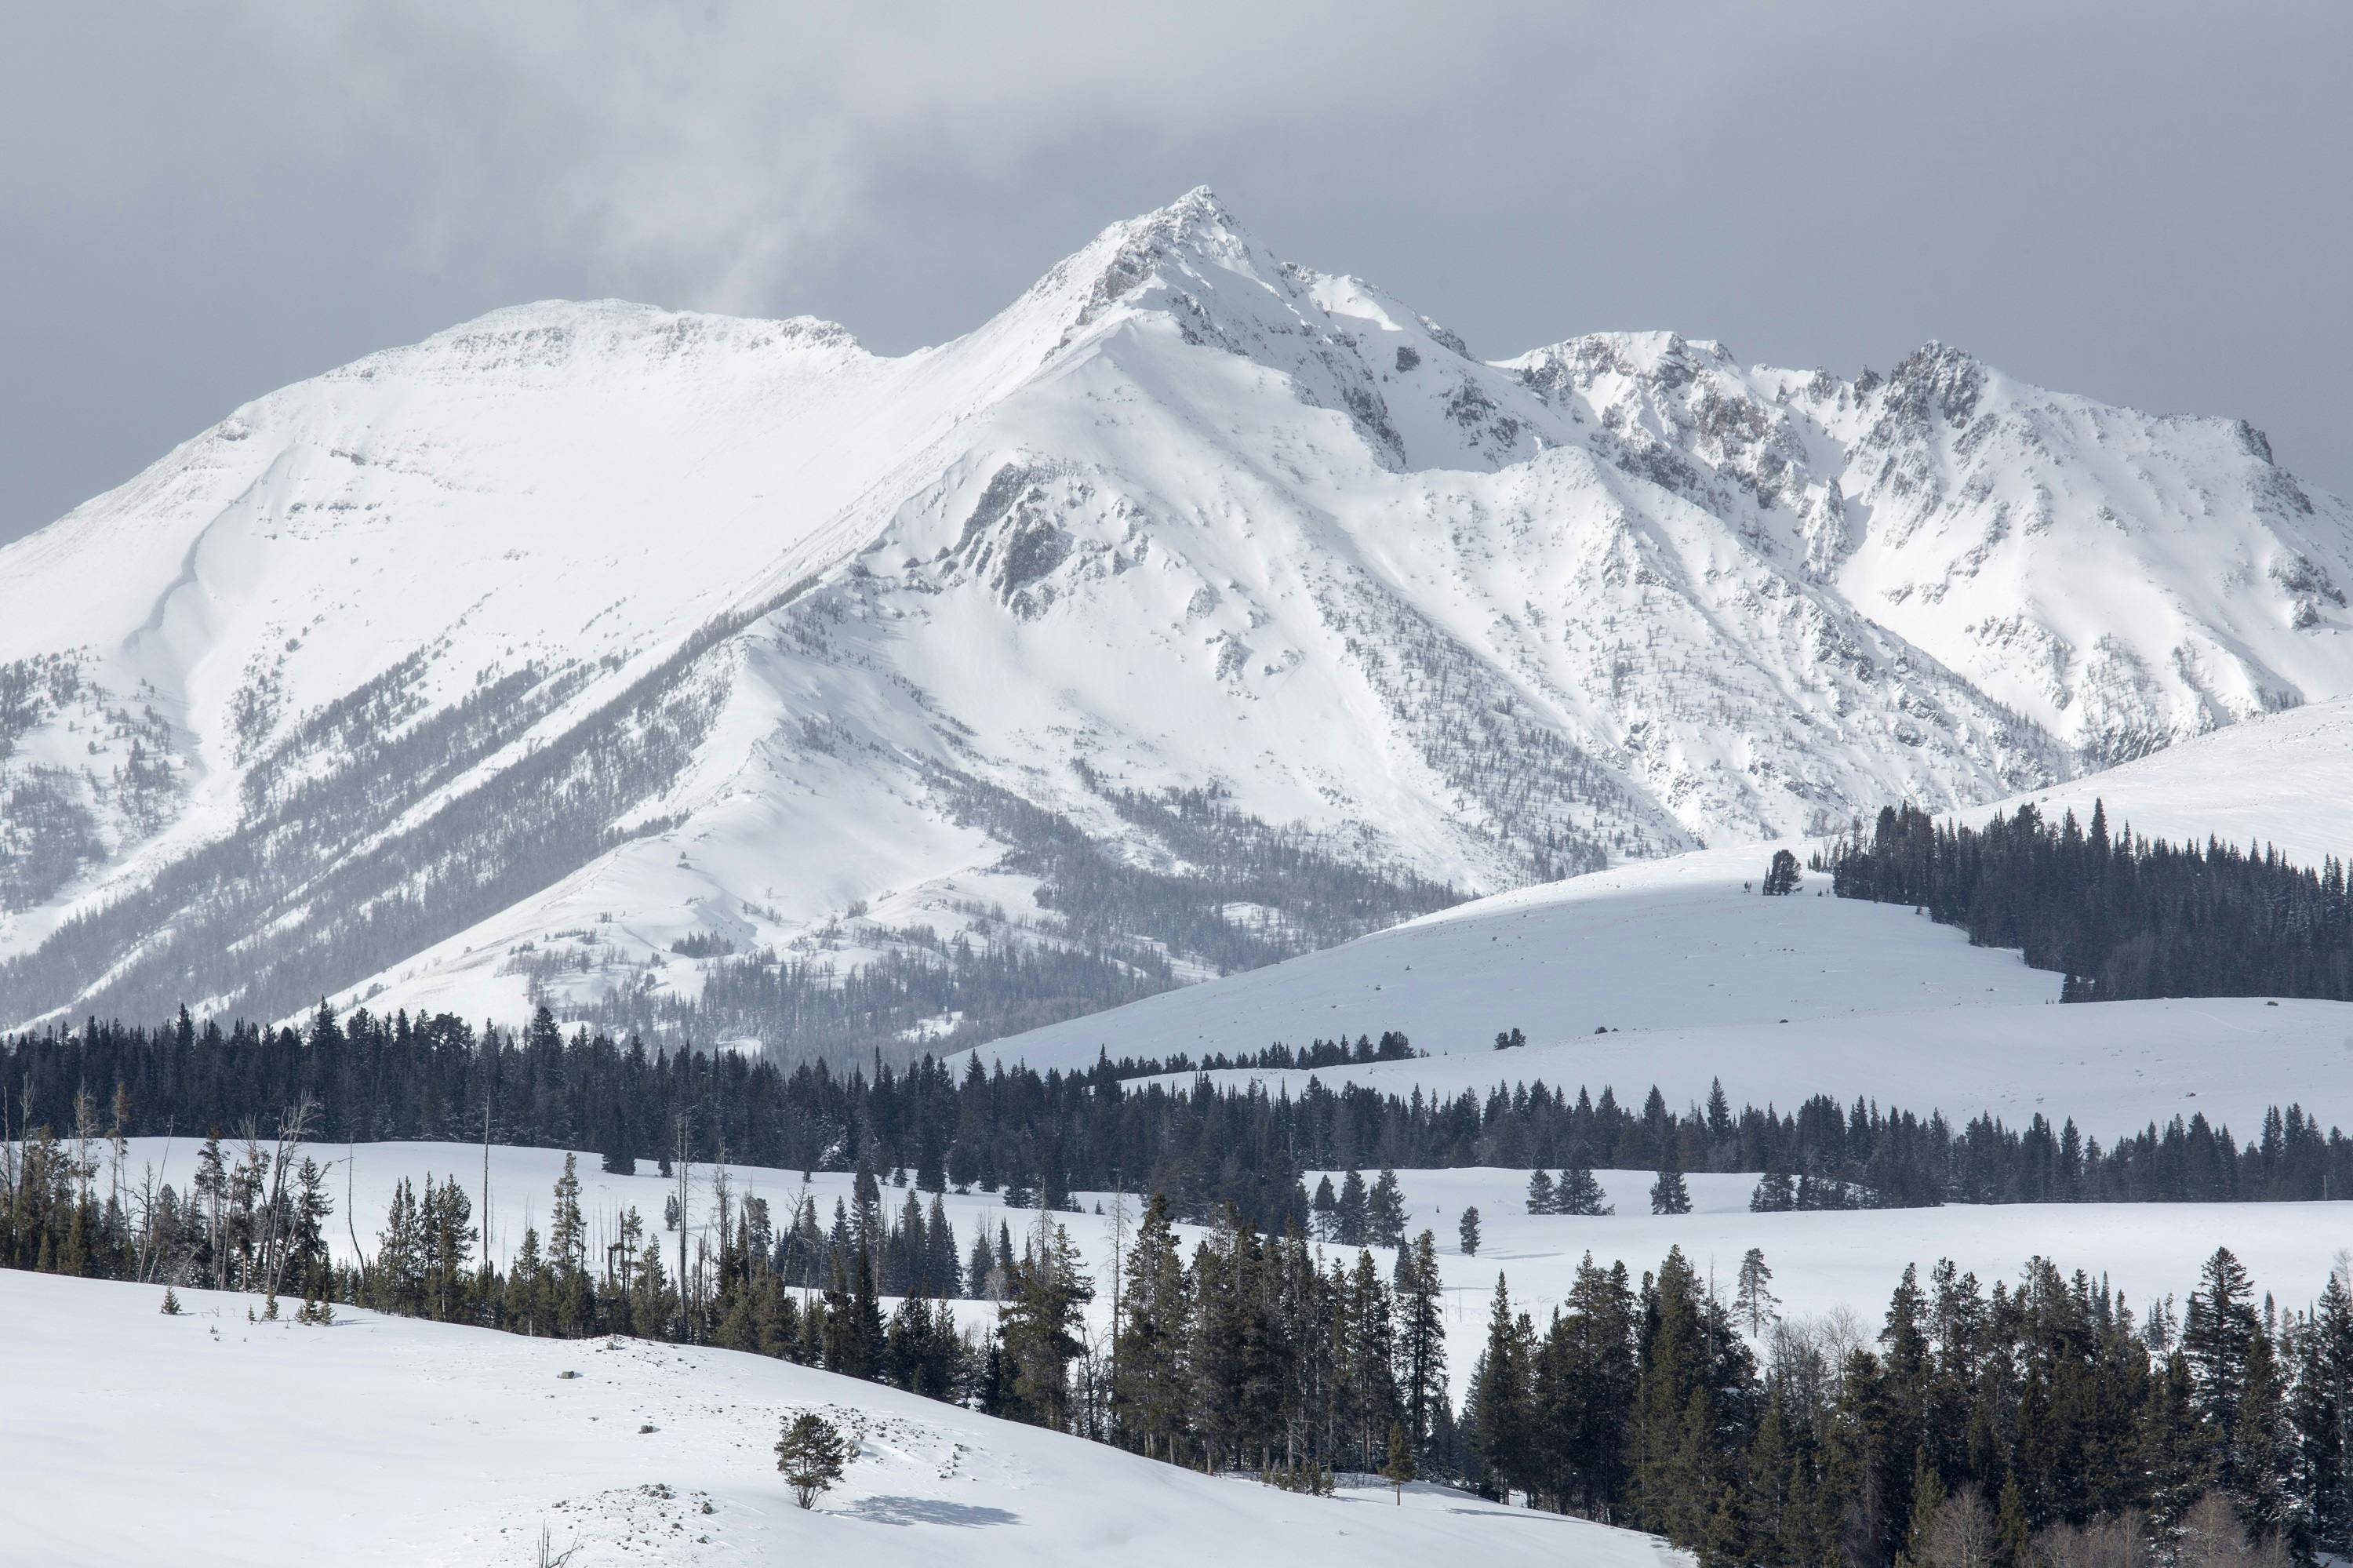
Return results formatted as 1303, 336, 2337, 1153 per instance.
1, 1268, 1689, 1568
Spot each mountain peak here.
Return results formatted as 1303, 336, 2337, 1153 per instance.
1011, 187, 1262, 347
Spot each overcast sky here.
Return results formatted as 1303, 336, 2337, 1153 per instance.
5, 2, 2348, 543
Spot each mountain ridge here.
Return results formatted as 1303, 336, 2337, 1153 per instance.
3, 188, 2348, 1051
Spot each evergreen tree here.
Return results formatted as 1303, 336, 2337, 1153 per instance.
1469, 1273, 1531, 1499
1556, 1164, 1613, 1217
998, 1219, 1093, 1432
2184, 1247, 2258, 1496
1734, 1247, 1779, 1336
1369, 1168, 1407, 1247
1111, 1194, 1191, 1461
1381, 1421, 1415, 1504
1650, 1161, 1692, 1217
775, 1412, 847, 1508
1526, 1169, 1557, 1215
1394, 1230, 1447, 1457
1335, 1168, 1369, 1246
1458, 1206, 1482, 1257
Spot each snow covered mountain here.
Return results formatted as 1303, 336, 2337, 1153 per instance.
5, 188, 2351, 1046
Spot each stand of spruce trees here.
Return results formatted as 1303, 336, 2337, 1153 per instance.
6, 1117, 2346, 1566
9, 1003, 2353, 1210
1829, 800, 2353, 1002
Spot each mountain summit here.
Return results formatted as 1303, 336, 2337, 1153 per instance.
3, 192, 2348, 1048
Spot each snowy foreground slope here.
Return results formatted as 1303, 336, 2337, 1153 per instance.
5, 188, 2351, 1049
2, 1270, 1683, 1568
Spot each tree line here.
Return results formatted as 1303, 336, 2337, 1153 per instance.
5, 1111, 2342, 1566
9, 1003, 2353, 1211
1827, 800, 2353, 1002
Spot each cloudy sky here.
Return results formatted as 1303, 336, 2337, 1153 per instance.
5, 2, 2348, 541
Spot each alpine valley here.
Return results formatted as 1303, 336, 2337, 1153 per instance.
5, 188, 2350, 1056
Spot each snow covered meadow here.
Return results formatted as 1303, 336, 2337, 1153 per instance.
3, 1268, 1683, 1568
88, 1134, 2353, 1410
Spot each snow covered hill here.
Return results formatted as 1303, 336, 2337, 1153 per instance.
1984, 694, 2353, 867
4, 1268, 1686, 1568
977, 843, 2059, 1064
6, 188, 2351, 1050
974, 841, 2353, 1141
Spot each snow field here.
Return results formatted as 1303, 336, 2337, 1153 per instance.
0, 1268, 1688, 1568
979, 844, 2059, 1064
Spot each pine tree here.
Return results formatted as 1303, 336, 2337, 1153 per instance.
998, 1220, 1093, 1432
1382, 1421, 1416, 1504
1336, 1168, 1369, 1246
1470, 1273, 1530, 1500
159, 1286, 182, 1315
1111, 1194, 1191, 1461
2185, 1246, 2258, 1496
1311, 1174, 1339, 1239
1649, 1161, 1692, 1216
1556, 1165, 1613, 1217
775, 1411, 847, 1508
1394, 1231, 1447, 1457
1734, 1247, 1779, 1336
1369, 1169, 1407, 1248
1526, 1169, 1557, 1215
1994, 1473, 2031, 1566
1458, 1206, 1482, 1257
1762, 849, 1801, 895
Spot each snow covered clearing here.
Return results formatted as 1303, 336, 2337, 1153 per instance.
976, 845, 2059, 1064
1129, 995, 2353, 1149
1, 1268, 1684, 1568
90, 1137, 2353, 1403
1368, 1167, 2353, 1391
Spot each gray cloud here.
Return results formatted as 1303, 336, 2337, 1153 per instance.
5, 1, 2349, 540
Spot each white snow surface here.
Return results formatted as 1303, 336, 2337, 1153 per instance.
978, 842, 2058, 1060
5, 188, 2351, 1039
3, 1268, 1686, 1568
1980, 693, 2353, 866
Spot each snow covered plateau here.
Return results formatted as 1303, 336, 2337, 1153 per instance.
5, 189, 2353, 1058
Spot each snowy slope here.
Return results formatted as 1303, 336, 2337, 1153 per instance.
3, 1268, 1685, 1568
1983, 694, 2353, 866
978, 843, 2057, 1058
5, 188, 2349, 1046
976, 840, 2353, 1141
1136, 997, 2353, 1150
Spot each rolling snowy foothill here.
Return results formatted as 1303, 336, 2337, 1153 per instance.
2, 1268, 1686, 1568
